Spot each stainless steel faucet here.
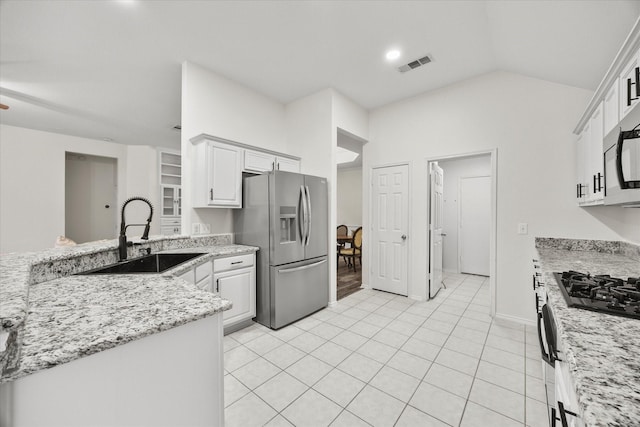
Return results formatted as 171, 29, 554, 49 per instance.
119, 197, 153, 261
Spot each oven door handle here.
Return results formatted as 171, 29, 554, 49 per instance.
536, 311, 553, 366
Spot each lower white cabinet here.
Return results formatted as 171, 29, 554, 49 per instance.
213, 253, 256, 331
160, 217, 181, 235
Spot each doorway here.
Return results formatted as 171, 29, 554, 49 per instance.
427, 151, 496, 315
336, 130, 364, 299
65, 152, 117, 243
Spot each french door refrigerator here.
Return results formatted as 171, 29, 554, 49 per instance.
234, 171, 328, 329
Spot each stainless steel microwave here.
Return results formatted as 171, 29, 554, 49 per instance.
603, 125, 640, 207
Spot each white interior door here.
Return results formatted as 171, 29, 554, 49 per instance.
459, 176, 490, 276
429, 162, 444, 298
371, 164, 409, 296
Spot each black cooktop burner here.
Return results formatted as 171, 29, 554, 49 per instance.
554, 271, 640, 320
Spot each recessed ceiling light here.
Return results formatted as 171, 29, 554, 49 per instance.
386, 50, 401, 61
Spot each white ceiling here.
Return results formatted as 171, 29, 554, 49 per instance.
1, 1, 639, 149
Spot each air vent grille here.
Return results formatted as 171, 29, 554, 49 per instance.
398, 54, 433, 73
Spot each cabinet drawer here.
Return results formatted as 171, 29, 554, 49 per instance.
195, 260, 213, 282
214, 254, 254, 272
161, 218, 181, 226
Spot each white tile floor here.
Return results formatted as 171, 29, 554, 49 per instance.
223, 274, 548, 427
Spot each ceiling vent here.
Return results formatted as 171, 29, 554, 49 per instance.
398, 54, 433, 73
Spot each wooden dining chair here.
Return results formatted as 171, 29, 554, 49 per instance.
337, 224, 348, 264
339, 226, 362, 272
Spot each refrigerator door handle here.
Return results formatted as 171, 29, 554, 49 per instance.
299, 185, 307, 243
304, 185, 311, 246
278, 259, 327, 274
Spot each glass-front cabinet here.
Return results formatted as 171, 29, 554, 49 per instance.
159, 150, 182, 235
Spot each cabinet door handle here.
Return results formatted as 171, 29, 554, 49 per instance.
210, 188, 213, 200
636, 66, 640, 97
593, 174, 597, 194
215, 278, 219, 293
272, 161, 275, 171
231, 261, 243, 265
597, 172, 603, 192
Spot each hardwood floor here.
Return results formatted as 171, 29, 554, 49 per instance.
336, 256, 362, 300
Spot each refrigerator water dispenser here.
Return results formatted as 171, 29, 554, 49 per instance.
279, 206, 296, 243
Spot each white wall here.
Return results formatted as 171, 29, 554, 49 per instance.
125, 146, 160, 236
337, 168, 363, 229
181, 61, 287, 236
0, 125, 161, 253
0, 125, 129, 253
365, 71, 640, 322
438, 155, 491, 272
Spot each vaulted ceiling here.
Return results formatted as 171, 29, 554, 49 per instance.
1, 1, 639, 148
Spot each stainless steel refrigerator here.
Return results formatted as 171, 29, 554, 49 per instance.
234, 171, 328, 329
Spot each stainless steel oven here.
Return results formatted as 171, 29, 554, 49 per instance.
604, 125, 640, 206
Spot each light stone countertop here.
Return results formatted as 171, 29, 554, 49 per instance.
535, 238, 640, 427
0, 235, 258, 382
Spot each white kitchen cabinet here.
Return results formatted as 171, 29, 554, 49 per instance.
213, 253, 256, 332
192, 139, 243, 208
244, 149, 300, 173
160, 217, 181, 235
603, 79, 620, 137
575, 125, 589, 204
160, 185, 181, 217
275, 156, 300, 173
575, 103, 605, 206
619, 47, 640, 120
159, 150, 182, 234
587, 103, 604, 204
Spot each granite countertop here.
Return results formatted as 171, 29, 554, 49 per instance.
535, 238, 640, 427
0, 235, 258, 383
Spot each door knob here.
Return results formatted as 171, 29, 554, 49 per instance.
401, 234, 407, 240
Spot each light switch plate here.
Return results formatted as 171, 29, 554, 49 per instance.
517, 223, 528, 235
201, 223, 211, 234
192, 223, 201, 234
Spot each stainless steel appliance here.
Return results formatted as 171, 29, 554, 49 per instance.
234, 171, 328, 329
603, 124, 640, 206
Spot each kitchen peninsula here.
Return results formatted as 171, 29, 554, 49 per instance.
0, 234, 257, 426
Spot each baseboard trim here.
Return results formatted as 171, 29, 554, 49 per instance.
328, 300, 338, 308
494, 312, 535, 327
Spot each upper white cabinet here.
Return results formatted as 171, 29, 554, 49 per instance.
192, 139, 243, 208
275, 156, 301, 173
191, 134, 301, 209
244, 149, 300, 173
603, 79, 620, 137
574, 19, 640, 206
620, 47, 640, 120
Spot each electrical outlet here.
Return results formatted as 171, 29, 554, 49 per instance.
191, 223, 201, 235
201, 223, 211, 234
517, 223, 528, 235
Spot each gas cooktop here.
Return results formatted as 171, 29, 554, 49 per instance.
554, 271, 640, 320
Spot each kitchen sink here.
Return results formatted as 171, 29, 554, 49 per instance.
80, 253, 206, 275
